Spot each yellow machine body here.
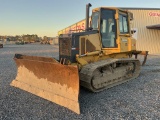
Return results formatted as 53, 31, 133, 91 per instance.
11, 5, 148, 114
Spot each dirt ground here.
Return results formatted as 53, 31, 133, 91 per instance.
0, 44, 159, 120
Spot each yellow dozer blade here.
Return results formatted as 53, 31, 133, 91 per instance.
10, 54, 80, 114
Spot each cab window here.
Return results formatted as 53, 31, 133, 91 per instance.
100, 9, 116, 48
119, 14, 129, 34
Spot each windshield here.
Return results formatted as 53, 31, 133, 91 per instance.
100, 9, 116, 48
92, 11, 99, 30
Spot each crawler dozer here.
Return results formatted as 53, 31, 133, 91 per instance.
11, 3, 148, 114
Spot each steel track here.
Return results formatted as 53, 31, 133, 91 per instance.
80, 58, 141, 92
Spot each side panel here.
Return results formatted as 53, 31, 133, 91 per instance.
79, 33, 101, 55
59, 31, 99, 63
120, 37, 129, 52
128, 37, 136, 51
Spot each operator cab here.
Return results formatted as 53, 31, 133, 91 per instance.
91, 7, 131, 49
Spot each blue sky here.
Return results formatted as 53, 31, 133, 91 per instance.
0, 0, 159, 37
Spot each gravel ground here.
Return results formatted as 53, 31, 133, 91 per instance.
0, 44, 160, 120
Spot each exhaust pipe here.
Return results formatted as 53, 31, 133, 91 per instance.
85, 3, 92, 31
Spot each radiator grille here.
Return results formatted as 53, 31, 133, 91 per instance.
59, 37, 71, 56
